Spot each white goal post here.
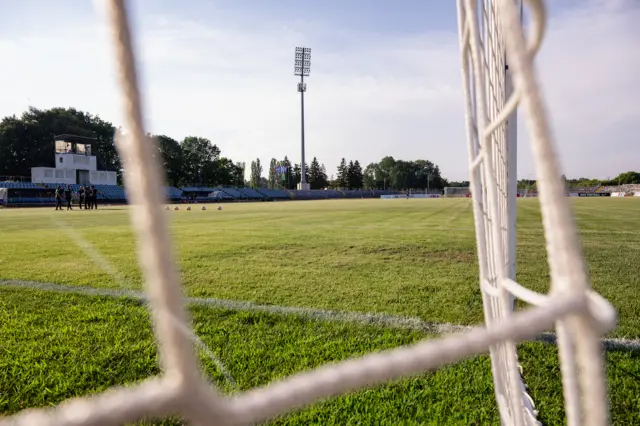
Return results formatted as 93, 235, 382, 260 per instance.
458, 1, 615, 425
444, 186, 472, 197
0, 1, 616, 426
459, 0, 535, 422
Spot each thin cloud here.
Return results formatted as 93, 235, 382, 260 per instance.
0, 1, 637, 181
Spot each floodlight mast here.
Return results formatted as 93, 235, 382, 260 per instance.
294, 47, 311, 190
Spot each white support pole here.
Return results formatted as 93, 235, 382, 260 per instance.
506, 64, 517, 311
505, 0, 521, 312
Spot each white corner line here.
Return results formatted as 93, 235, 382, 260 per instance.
1, 279, 638, 352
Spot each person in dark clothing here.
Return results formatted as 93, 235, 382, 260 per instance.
54, 186, 63, 210
85, 186, 91, 210
90, 185, 98, 209
78, 186, 85, 209
64, 185, 73, 210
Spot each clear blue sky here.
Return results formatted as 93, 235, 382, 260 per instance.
1, 0, 638, 180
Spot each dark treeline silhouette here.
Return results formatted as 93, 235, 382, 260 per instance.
258, 156, 448, 191
0, 107, 245, 188
0, 107, 451, 191
0, 107, 119, 179
2, 107, 636, 191
519, 173, 640, 190
262, 156, 330, 190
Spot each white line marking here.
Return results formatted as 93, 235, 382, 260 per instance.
1, 279, 638, 353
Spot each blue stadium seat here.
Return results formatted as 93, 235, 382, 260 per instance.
0, 182, 41, 189
256, 188, 289, 199
237, 188, 265, 199
219, 188, 243, 199
165, 187, 183, 200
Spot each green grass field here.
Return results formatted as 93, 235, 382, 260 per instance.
1, 198, 639, 425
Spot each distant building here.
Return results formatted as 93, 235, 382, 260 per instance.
30, 134, 117, 186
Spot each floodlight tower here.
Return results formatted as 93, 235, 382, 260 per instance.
294, 46, 311, 190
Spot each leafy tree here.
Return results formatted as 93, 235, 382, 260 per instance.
350, 160, 364, 189
389, 160, 412, 190
268, 158, 277, 188
517, 179, 536, 189
614, 171, 640, 185
213, 157, 238, 186
292, 162, 309, 188
249, 160, 256, 187
308, 157, 328, 189
447, 180, 470, 188
249, 158, 262, 188
280, 156, 294, 189
0, 106, 119, 179
180, 136, 220, 185
154, 134, 183, 187
376, 156, 396, 188
412, 159, 440, 190
345, 160, 363, 189
363, 163, 377, 189
293, 164, 300, 186
356, 156, 445, 190
336, 158, 348, 188
13, 106, 637, 194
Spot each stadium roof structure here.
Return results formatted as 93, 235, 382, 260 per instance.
53, 134, 97, 144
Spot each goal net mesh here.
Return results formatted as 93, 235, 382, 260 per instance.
0, 1, 616, 425
444, 186, 471, 197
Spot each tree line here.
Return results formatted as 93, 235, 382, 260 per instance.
2, 106, 637, 191
251, 156, 330, 190
0, 107, 246, 187
518, 172, 640, 190
249, 155, 447, 191
154, 134, 245, 187
0, 107, 120, 179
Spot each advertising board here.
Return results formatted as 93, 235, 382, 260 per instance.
577, 193, 611, 197
380, 194, 441, 199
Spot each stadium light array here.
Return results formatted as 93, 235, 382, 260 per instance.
294, 47, 311, 189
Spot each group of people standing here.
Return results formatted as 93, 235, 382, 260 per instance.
55, 185, 99, 211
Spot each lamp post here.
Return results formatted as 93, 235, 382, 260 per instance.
294, 47, 311, 190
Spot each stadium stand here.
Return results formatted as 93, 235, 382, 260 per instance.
0, 181, 42, 189
292, 190, 337, 200
218, 187, 244, 199
373, 189, 403, 197
256, 188, 290, 200
2, 179, 410, 207
567, 186, 597, 194
9, 197, 55, 206
165, 186, 182, 201
324, 189, 342, 198
598, 184, 640, 194
206, 189, 232, 201
340, 189, 365, 199
237, 187, 265, 200
341, 189, 391, 198
1, 134, 412, 207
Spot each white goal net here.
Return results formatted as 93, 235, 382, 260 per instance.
0, 1, 616, 425
444, 186, 471, 197
458, 0, 615, 425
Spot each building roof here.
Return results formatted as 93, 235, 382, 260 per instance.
53, 134, 97, 144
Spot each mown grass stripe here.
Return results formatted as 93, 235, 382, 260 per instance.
2, 279, 638, 353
